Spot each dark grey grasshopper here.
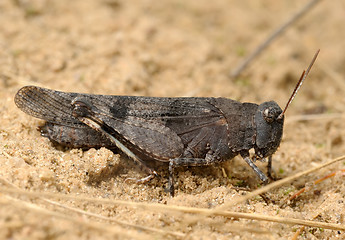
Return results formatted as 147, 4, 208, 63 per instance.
14, 50, 319, 196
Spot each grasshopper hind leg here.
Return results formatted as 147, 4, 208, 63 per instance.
71, 100, 158, 184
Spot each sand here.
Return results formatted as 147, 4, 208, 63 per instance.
1, 0, 345, 239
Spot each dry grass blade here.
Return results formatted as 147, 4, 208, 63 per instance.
0, 181, 267, 236
1, 186, 344, 231
230, 0, 322, 78
2, 154, 345, 232
0, 177, 185, 238
286, 169, 345, 203
43, 198, 185, 238
290, 192, 338, 240
0, 195, 146, 239
213, 154, 345, 212
1, 156, 344, 235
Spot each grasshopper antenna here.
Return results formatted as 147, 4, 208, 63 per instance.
277, 49, 320, 120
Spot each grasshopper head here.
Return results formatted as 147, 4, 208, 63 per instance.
254, 101, 284, 158
253, 50, 320, 160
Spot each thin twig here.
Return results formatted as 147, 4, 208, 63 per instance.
290, 192, 337, 240
0, 196, 142, 239
230, 0, 322, 78
213, 154, 345, 212
1, 155, 345, 232
0, 177, 185, 238
1, 185, 344, 231
283, 169, 345, 205
43, 198, 185, 238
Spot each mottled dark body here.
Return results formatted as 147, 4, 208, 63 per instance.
15, 86, 284, 195
39, 123, 115, 149
13, 51, 319, 196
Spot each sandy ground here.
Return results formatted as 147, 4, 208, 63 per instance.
1, 0, 345, 239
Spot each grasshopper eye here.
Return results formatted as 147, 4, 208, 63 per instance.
263, 107, 280, 123
263, 108, 273, 123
